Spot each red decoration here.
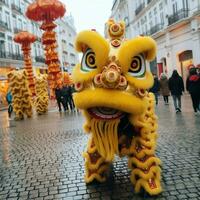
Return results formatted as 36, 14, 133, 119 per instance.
26, 0, 66, 94
14, 31, 37, 96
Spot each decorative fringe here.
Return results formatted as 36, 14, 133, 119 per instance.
128, 93, 162, 195
90, 118, 120, 162
35, 75, 49, 115
7, 70, 32, 120
83, 138, 110, 183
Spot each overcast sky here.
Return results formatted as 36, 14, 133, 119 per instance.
61, 0, 113, 35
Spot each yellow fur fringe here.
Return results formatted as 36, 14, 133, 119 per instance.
90, 118, 120, 162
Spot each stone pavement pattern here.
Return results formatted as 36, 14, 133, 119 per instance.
0, 95, 200, 200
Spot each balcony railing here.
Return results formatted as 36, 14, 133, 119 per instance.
148, 23, 164, 35
0, 20, 9, 31
168, 9, 189, 26
0, 51, 23, 60
11, 4, 23, 15
0, 0, 8, 6
135, 3, 145, 15
35, 56, 45, 63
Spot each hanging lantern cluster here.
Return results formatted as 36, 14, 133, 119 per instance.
63, 72, 73, 86
26, 0, 66, 91
14, 31, 37, 96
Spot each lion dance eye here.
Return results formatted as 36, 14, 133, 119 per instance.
81, 48, 97, 72
128, 54, 146, 77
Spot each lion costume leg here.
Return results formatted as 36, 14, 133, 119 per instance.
83, 137, 111, 183
128, 93, 162, 195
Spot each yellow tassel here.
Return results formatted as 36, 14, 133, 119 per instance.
90, 118, 120, 162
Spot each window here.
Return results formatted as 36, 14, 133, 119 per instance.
149, 20, 153, 28
182, 0, 188, 10
160, 12, 164, 24
0, 8, 2, 20
0, 32, 5, 38
172, 2, 178, 14
149, 11, 152, 18
159, 3, 163, 10
15, 44, 20, 55
21, 2, 25, 13
31, 23, 34, 33
13, 15, 17, 30
5, 12, 11, 29
154, 7, 157, 15
34, 44, 37, 57
0, 40, 5, 53
23, 21, 27, 30
16, 0, 20, 7
7, 36, 12, 40
8, 42, 13, 54
18, 19, 22, 30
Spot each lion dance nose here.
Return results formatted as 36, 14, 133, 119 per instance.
94, 62, 127, 89
105, 68, 119, 83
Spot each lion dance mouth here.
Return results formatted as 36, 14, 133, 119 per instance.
72, 19, 162, 196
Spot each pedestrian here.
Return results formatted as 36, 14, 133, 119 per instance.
149, 74, 160, 105
6, 90, 13, 118
68, 84, 76, 111
61, 84, 69, 112
186, 68, 200, 114
55, 84, 65, 112
168, 70, 184, 113
159, 73, 170, 105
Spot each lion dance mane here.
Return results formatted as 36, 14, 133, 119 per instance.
72, 19, 162, 195
35, 74, 49, 115
7, 70, 32, 120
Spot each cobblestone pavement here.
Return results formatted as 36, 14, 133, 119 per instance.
0, 95, 200, 200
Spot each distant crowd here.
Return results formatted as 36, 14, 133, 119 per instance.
150, 67, 200, 114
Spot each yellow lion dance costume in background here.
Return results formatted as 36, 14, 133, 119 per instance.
7, 70, 32, 120
72, 19, 162, 196
35, 74, 49, 115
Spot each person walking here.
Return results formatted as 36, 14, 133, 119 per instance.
61, 85, 70, 112
68, 85, 76, 111
159, 73, 170, 105
149, 74, 160, 105
168, 70, 184, 113
186, 68, 200, 114
6, 90, 13, 118
55, 85, 65, 112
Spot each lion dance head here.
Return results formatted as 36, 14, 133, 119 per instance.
72, 19, 162, 196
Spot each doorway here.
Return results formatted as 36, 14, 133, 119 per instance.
178, 50, 193, 87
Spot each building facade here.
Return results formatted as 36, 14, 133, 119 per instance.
56, 15, 79, 74
0, 0, 78, 109
111, 0, 200, 85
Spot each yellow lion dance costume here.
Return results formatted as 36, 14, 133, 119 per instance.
7, 70, 32, 120
72, 19, 162, 196
35, 74, 49, 115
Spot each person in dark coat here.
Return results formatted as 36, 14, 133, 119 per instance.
6, 90, 13, 118
68, 85, 76, 111
61, 85, 70, 111
168, 70, 184, 113
149, 74, 160, 105
186, 68, 200, 114
159, 73, 170, 104
55, 85, 65, 112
